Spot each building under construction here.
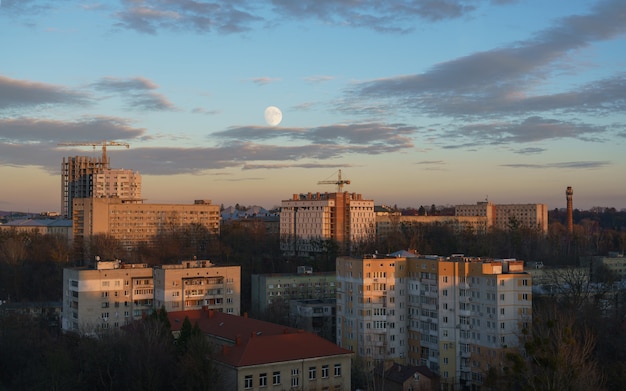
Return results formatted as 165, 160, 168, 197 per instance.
60, 141, 139, 218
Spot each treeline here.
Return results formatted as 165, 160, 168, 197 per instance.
0, 309, 220, 391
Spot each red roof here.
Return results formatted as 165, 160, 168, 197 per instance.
167, 309, 352, 367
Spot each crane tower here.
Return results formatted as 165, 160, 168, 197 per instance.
57, 140, 130, 169
318, 169, 351, 192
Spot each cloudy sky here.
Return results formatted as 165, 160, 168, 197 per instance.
1, 0, 625, 212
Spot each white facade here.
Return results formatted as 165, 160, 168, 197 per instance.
94, 168, 142, 200
280, 192, 375, 255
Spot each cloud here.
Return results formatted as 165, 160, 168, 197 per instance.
250, 77, 281, 86
304, 75, 335, 83
351, 0, 626, 119
514, 147, 546, 155
0, 117, 146, 144
415, 160, 445, 165
243, 163, 349, 170
91, 76, 176, 111
214, 123, 416, 148
113, 0, 262, 34
501, 161, 610, 169
191, 107, 220, 115
441, 116, 608, 148
0, 75, 88, 110
102, 0, 512, 35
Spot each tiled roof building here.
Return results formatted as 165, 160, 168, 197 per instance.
168, 309, 353, 391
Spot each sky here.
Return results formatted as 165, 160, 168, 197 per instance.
1, 0, 625, 213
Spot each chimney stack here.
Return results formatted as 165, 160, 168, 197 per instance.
566, 186, 574, 234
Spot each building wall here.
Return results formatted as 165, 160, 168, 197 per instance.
376, 215, 489, 240
62, 259, 240, 334
455, 202, 548, 234
336, 255, 409, 368
72, 198, 220, 249
153, 260, 241, 314
251, 272, 336, 316
94, 168, 142, 200
223, 354, 352, 391
62, 261, 154, 334
337, 254, 532, 390
280, 192, 375, 255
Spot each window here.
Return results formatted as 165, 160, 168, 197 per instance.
291, 376, 299, 387
522, 293, 529, 301
244, 375, 252, 389
273, 371, 281, 385
259, 373, 267, 387
334, 364, 342, 377
309, 367, 316, 380
322, 365, 329, 378
522, 279, 528, 286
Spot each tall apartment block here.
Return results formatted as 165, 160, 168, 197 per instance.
250, 268, 336, 316
62, 259, 241, 334
72, 198, 220, 249
455, 201, 548, 234
61, 156, 142, 218
280, 192, 375, 255
336, 253, 532, 390
153, 259, 241, 314
62, 260, 154, 334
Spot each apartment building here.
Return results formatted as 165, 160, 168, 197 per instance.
62, 260, 154, 334
455, 201, 548, 234
62, 259, 240, 334
336, 253, 532, 390
72, 198, 220, 249
250, 268, 336, 316
336, 253, 409, 367
280, 192, 375, 255
153, 259, 241, 315
167, 309, 353, 391
376, 213, 490, 240
61, 156, 141, 218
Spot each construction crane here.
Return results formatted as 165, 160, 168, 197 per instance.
318, 169, 351, 192
57, 140, 130, 168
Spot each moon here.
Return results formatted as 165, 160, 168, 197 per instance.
264, 106, 282, 126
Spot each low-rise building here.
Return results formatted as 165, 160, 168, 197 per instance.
251, 268, 336, 317
167, 309, 353, 391
289, 298, 336, 343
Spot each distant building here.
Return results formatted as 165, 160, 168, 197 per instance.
336, 252, 532, 390
289, 298, 336, 343
280, 192, 375, 255
251, 268, 336, 317
167, 308, 353, 391
61, 155, 141, 218
373, 362, 440, 391
376, 212, 490, 240
591, 252, 626, 281
62, 259, 240, 335
455, 201, 548, 234
72, 198, 220, 250
0, 218, 73, 242
153, 259, 241, 314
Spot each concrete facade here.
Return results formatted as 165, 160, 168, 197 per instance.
455, 201, 548, 234
280, 192, 375, 255
336, 253, 532, 390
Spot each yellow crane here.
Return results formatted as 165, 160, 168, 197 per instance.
318, 169, 351, 192
57, 140, 130, 168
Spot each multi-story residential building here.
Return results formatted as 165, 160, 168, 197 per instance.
336, 253, 409, 367
153, 259, 241, 314
61, 156, 141, 218
62, 259, 154, 334
280, 192, 375, 255
167, 308, 353, 391
72, 198, 220, 250
93, 168, 142, 201
336, 252, 532, 390
455, 201, 548, 234
62, 259, 240, 334
250, 267, 336, 316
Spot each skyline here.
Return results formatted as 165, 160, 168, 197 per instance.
1, 0, 625, 213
